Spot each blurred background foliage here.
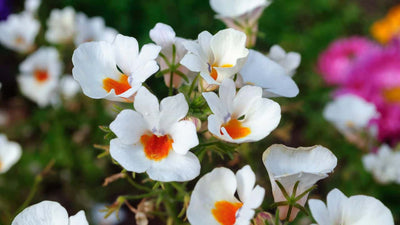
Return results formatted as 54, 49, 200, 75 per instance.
0, 0, 399, 224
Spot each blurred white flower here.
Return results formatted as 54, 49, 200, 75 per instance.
209, 0, 271, 47
150, 22, 194, 88
12, 200, 89, 225
238, 49, 299, 98
203, 78, 281, 143
109, 87, 200, 182
0, 134, 22, 174
309, 188, 394, 225
268, 45, 301, 77
74, 12, 117, 46
60, 75, 81, 99
187, 165, 265, 225
46, 7, 76, 44
323, 94, 378, 135
17, 47, 62, 107
0, 12, 39, 53
362, 145, 400, 184
24, 0, 41, 14
180, 28, 248, 85
262, 144, 337, 221
72, 34, 161, 102
92, 203, 126, 225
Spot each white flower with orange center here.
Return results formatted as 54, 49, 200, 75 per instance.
17, 47, 62, 107
180, 28, 248, 85
150, 22, 195, 88
72, 34, 161, 102
0, 12, 40, 53
202, 78, 281, 143
262, 144, 337, 222
46, 7, 76, 44
12, 200, 89, 225
238, 49, 299, 98
109, 87, 200, 182
309, 188, 394, 225
0, 134, 22, 174
187, 165, 265, 225
74, 12, 117, 46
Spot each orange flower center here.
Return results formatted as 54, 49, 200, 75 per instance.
212, 201, 243, 225
221, 119, 251, 139
15, 36, 25, 45
103, 74, 131, 95
209, 64, 233, 80
34, 70, 49, 83
383, 87, 400, 103
140, 134, 173, 161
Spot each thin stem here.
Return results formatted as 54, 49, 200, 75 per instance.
15, 175, 42, 215
125, 173, 152, 192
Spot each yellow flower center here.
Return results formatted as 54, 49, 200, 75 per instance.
34, 70, 49, 83
383, 87, 400, 103
212, 201, 243, 225
209, 64, 233, 80
221, 119, 251, 139
102, 74, 131, 95
140, 134, 173, 161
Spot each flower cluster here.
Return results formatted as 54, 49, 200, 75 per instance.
318, 4, 400, 185
0, 1, 118, 107
6, 0, 396, 225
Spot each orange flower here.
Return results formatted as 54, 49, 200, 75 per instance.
371, 4, 400, 44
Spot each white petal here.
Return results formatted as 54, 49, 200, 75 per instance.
159, 93, 189, 132
134, 87, 160, 129
169, 121, 199, 155
69, 211, 89, 225
326, 188, 347, 223
180, 54, 203, 72
109, 138, 151, 173
0, 138, 22, 173
202, 92, 229, 119
109, 109, 148, 145
308, 199, 329, 225
130, 43, 161, 83
239, 50, 299, 98
149, 23, 176, 48
12, 201, 69, 225
219, 78, 236, 114
187, 167, 238, 225
236, 165, 256, 203
232, 85, 262, 118
211, 28, 248, 67
113, 34, 139, 74
147, 151, 200, 182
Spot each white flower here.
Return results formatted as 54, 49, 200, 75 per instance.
72, 34, 161, 102
238, 49, 299, 98
24, 0, 41, 14
46, 7, 76, 44
323, 94, 378, 135
362, 145, 400, 184
74, 12, 117, 46
11, 200, 89, 225
17, 47, 62, 107
187, 165, 265, 225
109, 87, 200, 182
210, 0, 270, 18
0, 12, 40, 53
0, 134, 22, 174
262, 144, 337, 221
268, 45, 301, 77
203, 78, 281, 143
308, 188, 394, 225
150, 22, 194, 88
60, 75, 81, 99
180, 28, 248, 85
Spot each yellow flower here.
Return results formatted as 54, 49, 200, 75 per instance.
371, 4, 400, 44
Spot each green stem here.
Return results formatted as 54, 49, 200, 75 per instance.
125, 173, 152, 192
187, 74, 200, 99
169, 69, 174, 96
15, 175, 42, 215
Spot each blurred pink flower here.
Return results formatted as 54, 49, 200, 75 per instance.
336, 43, 400, 144
318, 37, 379, 85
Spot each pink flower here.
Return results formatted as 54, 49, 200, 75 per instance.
317, 37, 379, 85
336, 43, 400, 144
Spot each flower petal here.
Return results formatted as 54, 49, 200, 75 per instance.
110, 109, 148, 145
69, 211, 89, 225
159, 93, 189, 132
109, 138, 151, 173
147, 151, 200, 182
169, 120, 199, 155
134, 87, 160, 129
113, 34, 139, 74
11, 201, 69, 225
